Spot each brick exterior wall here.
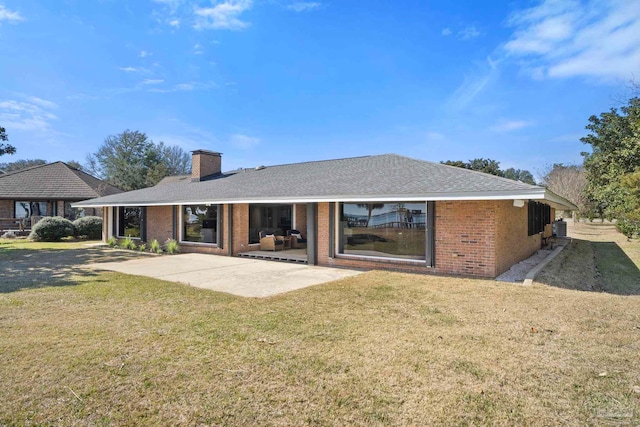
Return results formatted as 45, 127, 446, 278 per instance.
315, 200, 545, 278
494, 200, 543, 276
294, 203, 307, 236
0, 200, 12, 217
102, 199, 548, 279
232, 203, 253, 255
146, 205, 174, 244
192, 152, 221, 181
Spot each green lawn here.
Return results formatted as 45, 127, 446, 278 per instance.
0, 233, 639, 426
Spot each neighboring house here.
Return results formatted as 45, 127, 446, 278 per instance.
75, 150, 576, 278
0, 162, 122, 227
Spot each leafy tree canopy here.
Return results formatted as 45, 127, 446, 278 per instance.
441, 158, 536, 185
86, 130, 191, 191
581, 97, 640, 223
0, 125, 17, 157
0, 159, 46, 173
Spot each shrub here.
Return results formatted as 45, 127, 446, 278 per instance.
616, 216, 640, 239
164, 239, 180, 254
121, 236, 137, 250
149, 239, 163, 254
73, 216, 103, 239
138, 243, 147, 252
28, 216, 75, 242
107, 236, 118, 247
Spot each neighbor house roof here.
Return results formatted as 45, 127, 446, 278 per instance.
0, 161, 123, 200
74, 154, 577, 210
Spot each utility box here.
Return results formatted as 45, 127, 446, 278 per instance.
553, 220, 567, 237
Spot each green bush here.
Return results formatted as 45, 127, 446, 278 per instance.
73, 216, 103, 239
29, 216, 75, 242
107, 236, 118, 247
164, 239, 180, 254
138, 243, 147, 252
121, 236, 137, 250
149, 239, 163, 254
616, 217, 640, 239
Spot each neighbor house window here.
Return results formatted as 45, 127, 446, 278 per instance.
15, 201, 48, 218
248, 204, 292, 244
182, 204, 218, 244
118, 207, 142, 238
338, 202, 427, 260
528, 201, 551, 236
64, 201, 85, 221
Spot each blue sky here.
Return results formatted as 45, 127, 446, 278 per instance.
1, 0, 639, 178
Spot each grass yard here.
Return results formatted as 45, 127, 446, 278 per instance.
1, 231, 639, 426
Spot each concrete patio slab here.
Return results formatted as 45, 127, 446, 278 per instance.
87, 253, 362, 298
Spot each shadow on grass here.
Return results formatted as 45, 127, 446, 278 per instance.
0, 247, 145, 293
593, 241, 640, 295
536, 239, 640, 296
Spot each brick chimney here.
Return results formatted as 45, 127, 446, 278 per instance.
191, 149, 222, 182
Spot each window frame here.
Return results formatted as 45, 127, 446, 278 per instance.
117, 206, 143, 239
334, 201, 432, 265
179, 204, 221, 246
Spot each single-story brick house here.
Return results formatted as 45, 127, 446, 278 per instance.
0, 162, 122, 229
74, 150, 576, 278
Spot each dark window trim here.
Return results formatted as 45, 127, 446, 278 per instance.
528, 201, 551, 236
179, 204, 219, 246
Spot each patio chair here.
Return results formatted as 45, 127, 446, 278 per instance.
259, 230, 284, 251
286, 229, 307, 249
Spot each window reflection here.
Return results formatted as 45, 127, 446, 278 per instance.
339, 202, 426, 260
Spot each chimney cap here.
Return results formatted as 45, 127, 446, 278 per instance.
191, 149, 222, 156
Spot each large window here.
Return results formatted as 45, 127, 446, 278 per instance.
248, 204, 292, 244
339, 202, 426, 260
15, 201, 49, 218
528, 201, 551, 236
118, 207, 142, 238
182, 204, 218, 244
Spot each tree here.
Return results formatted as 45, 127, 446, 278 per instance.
503, 168, 536, 185
441, 158, 536, 183
66, 160, 84, 171
160, 143, 191, 175
0, 126, 17, 157
539, 163, 587, 217
356, 203, 384, 227
0, 159, 46, 173
581, 97, 640, 221
86, 130, 192, 191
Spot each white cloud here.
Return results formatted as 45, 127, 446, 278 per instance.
119, 66, 147, 73
490, 120, 533, 132
194, 0, 252, 30
175, 83, 194, 91
230, 133, 260, 149
168, 18, 180, 27
147, 81, 216, 93
441, 27, 452, 36
447, 57, 500, 110
141, 79, 164, 85
27, 96, 58, 109
458, 25, 480, 40
193, 43, 204, 55
425, 131, 445, 141
139, 50, 152, 58
503, 0, 640, 81
0, 5, 23, 22
0, 96, 58, 133
287, 2, 321, 12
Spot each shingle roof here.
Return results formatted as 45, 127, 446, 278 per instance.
0, 162, 123, 200
74, 154, 576, 209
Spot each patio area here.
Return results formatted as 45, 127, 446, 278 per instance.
238, 248, 308, 264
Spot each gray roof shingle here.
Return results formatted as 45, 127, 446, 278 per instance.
75, 154, 560, 207
0, 162, 123, 200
